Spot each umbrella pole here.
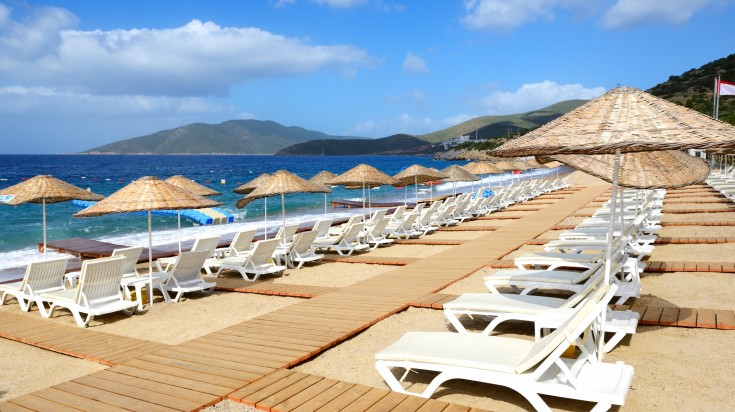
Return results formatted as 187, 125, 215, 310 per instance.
177, 211, 182, 254
404, 186, 407, 206
415, 176, 418, 204
599, 149, 621, 362
148, 210, 154, 307
264, 198, 268, 240
42, 198, 47, 259
324, 192, 328, 216
453, 181, 456, 197
281, 193, 287, 246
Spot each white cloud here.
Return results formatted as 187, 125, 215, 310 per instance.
352, 113, 437, 137
273, 0, 297, 8
311, 0, 370, 8
482, 80, 605, 114
602, 0, 712, 28
0, 7, 375, 96
402, 52, 429, 74
461, 0, 585, 32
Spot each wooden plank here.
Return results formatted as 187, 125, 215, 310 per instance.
136, 353, 261, 382
315, 384, 372, 411
391, 395, 428, 411
247, 371, 309, 407
659, 307, 680, 327
31, 386, 130, 412
152, 348, 275, 376
52, 381, 178, 412
364, 391, 410, 412
108, 364, 230, 397
716, 310, 735, 330
641, 306, 663, 326
0, 401, 35, 412
229, 369, 295, 405
255, 373, 325, 411
440, 403, 473, 412
90, 369, 220, 408
72, 374, 202, 411
290, 381, 355, 412
340, 387, 389, 411
677, 308, 697, 328
3, 395, 81, 412
120, 357, 245, 391
697, 308, 717, 329
272, 377, 340, 412
416, 399, 456, 412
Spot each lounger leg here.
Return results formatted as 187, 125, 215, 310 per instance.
443, 309, 469, 333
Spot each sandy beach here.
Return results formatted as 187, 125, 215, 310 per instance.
2, 170, 734, 412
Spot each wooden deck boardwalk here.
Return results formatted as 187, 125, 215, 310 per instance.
5, 183, 732, 411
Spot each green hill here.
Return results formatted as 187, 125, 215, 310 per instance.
276, 134, 431, 155
418, 100, 587, 144
647, 53, 735, 124
84, 120, 354, 154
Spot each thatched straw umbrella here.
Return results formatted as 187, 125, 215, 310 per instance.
330, 164, 400, 209
0, 175, 104, 258
165, 175, 221, 253
394, 165, 448, 205
309, 171, 337, 216
74, 176, 221, 305
550, 151, 710, 189
234, 173, 272, 238
464, 161, 502, 187
236, 170, 329, 245
490, 86, 735, 286
441, 164, 480, 196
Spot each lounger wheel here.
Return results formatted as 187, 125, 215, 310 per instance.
122, 306, 137, 316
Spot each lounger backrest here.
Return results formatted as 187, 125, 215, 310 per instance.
391, 205, 407, 220
312, 219, 333, 237
250, 238, 281, 265
292, 231, 318, 254
25, 257, 69, 292
412, 203, 425, 214
111, 246, 143, 276
192, 235, 221, 258
275, 224, 299, 243
77, 256, 125, 304
231, 230, 256, 253
169, 251, 209, 284
343, 223, 365, 242
561, 267, 605, 308
514, 283, 617, 375
369, 218, 390, 236
368, 210, 387, 225
400, 213, 418, 229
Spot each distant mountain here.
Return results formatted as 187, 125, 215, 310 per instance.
276, 134, 432, 155
648, 53, 735, 124
418, 100, 587, 144
83, 120, 355, 154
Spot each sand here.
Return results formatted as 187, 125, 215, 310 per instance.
0, 339, 107, 401
275, 262, 395, 287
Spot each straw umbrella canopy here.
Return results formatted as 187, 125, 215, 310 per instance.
394, 165, 448, 204
165, 175, 221, 254
463, 161, 502, 187
236, 170, 329, 244
550, 150, 710, 189
441, 164, 479, 196
490, 86, 735, 286
0, 175, 104, 258
309, 171, 336, 216
233, 173, 272, 238
233, 173, 271, 195
74, 176, 221, 305
329, 164, 400, 209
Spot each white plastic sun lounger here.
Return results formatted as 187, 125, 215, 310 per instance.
157, 251, 214, 303
38, 256, 137, 328
385, 213, 422, 239
212, 238, 286, 281
157, 235, 220, 273
444, 269, 638, 353
315, 223, 369, 256
375, 284, 634, 411
0, 257, 69, 312
287, 230, 323, 269
364, 218, 394, 249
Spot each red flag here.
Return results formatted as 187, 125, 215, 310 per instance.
719, 79, 735, 96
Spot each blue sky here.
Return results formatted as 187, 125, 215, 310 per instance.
1, 0, 733, 154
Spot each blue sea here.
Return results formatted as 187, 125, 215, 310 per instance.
0, 154, 562, 275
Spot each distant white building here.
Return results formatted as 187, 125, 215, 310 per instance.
441, 135, 471, 150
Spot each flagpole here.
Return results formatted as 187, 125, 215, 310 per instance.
716, 75, 721, 120
714, 76, 719, 119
